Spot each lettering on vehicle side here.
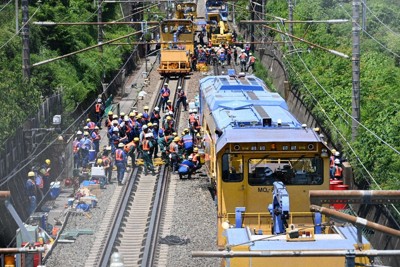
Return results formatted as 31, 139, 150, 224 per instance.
257, 187, 272, 193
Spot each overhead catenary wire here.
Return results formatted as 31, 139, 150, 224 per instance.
339, 3, 400, 59
0, 5, 40, 51
362, 0, 400, 39
0, 0, 13, 13
280, 24, 400, 217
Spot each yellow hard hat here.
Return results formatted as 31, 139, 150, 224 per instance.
45, 159, 51, 165
120, 112, 125, 117
184, 128, 189, 133
84, 131, 89, 136
129, 112, 135, 117
86, 118, 91, 122
97, 158, 103, 165
108, 111, 113, 116
172, 132, 178, 136
134, 137, 140, 142
166, 116, 172, 120
174, 137, 180, 142
147, 122, 153, 127
193, 147, 199, 152
28, 171, 35, 177
136, 114, 142, 119
196, 133, 201, 137
167, 100, 172, 103
144, 106, 149, 110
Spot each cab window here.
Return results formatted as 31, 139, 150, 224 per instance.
222, 153, 243, 182
248, 157, 324, 186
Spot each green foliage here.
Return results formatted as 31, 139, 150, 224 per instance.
0, 1, 134, 142
263, 0, 400, 189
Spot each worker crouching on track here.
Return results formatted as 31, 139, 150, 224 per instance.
178, 155, 196, 179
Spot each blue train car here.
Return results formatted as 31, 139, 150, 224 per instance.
198, 72, 373, 267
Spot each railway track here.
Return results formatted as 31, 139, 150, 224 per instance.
85, 76, 187, 267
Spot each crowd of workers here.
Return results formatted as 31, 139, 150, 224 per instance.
190, 42, 256, 73
70, 89, 205, 185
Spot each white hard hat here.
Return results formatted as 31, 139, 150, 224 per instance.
164, 83, 168, 86
124, 116, 129, 121
118, 142, 124, 148
97, 98, 102, 102
142, 125, 148, 130
334, 151, 340, 156
249, 52, 252, 56
168, 111, 174, 115
334, 159, 341, 164
145, 133, 152, 138
188, 155, 193, 160
154, 107, 160, 111
76, 130, 82, 135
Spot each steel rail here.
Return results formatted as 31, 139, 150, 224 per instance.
98, 167, 140, 267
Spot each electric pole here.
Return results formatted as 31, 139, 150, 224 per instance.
288, 0, 294, 50
98, 0, 104, 52
250, 0, 255, 52
22, 0, 30, 80
352, 0, 361, 141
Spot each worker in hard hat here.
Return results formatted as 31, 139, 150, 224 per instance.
124, 137, 140, 168
163, 115, 175, 136
94, 98, 105, 128
160, 83, 170, 112
182, 128, 194, 157
140, 133, 156, 175
176, 87, 188, 111
142, 105, 150, 122
150, 106, 161, 126
101, 146, 113, 183
91, 126, 101, 154
26, 171, 37, 214
115, 142, 127, 185
158, 133, 174, 162
165, 100, 174, 113
247, 52, 256, 72
105, 111, 114, 129
39, 159, 52, 198
168, 136, 182, 173
73, 131, 83, 169
332, 159, 343, 180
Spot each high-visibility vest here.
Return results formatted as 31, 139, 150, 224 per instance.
166, 105, 173, 111
162, 88, 170, 97
142, 140, 151, 151
240, 53, 247, 61
95, 103, 102, 113
124, 142, 135, 153
116, 149, 124, 161
73, 141, 80, 153
334, 166, 343, 178
249, 56, 255, 63
87, 121, 96, 129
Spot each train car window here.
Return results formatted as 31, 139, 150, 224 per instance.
248, 157, 324, 186
222, 153, 243, 182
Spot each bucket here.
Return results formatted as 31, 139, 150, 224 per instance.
333, 184, 349, 210
89, 149, 96, 162
49, 182, 61, 200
